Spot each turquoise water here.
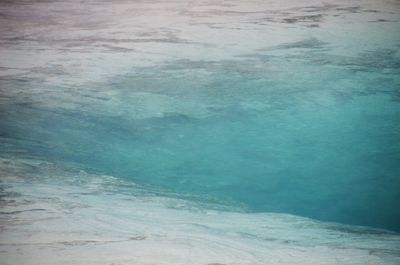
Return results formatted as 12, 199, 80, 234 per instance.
2, 48, 400, 231
1, 0, 400, 264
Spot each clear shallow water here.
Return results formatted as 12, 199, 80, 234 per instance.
1, 0, 400, 264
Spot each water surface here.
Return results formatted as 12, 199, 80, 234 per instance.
1, 0, 400, 264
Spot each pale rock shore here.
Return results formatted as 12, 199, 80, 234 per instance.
1, 158, 400, 265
